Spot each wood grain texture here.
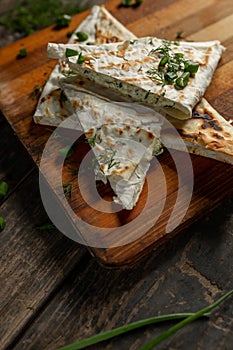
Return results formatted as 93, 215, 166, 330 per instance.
0, 169, 87, 350
12, 199, 233, 350
0, 0, 233, 266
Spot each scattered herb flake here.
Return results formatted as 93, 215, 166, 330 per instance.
55, 14, 71, 29
0, 181, 9, 197
77, 52, 85, 64
121, 0, 133, 6
0, 217, 6, 231
65, 48, 78, 57
63, 182, 73, 198
59, 90, 68, 102
59, 146, 74, 158
17, 48, 27, 59
30, 84, 42, 99
75, 31, 88, 42
36, 223, 55, 232
176, 31, 184, 40
66, 31, 73, 38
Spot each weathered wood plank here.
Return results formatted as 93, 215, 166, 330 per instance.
11, 199, 233, 350
0, 169, 87, 350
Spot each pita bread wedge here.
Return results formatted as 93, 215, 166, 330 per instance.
61, 82, 163, 209
33, 5, 135, 127
47, 37, 225, 120
161, 98, 233, 164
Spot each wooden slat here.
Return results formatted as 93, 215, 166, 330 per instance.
11, 199, 233, 350
0, 0, 233, 267
0, 169, 87, 350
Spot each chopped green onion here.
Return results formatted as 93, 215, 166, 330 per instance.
77, 52, 85, 64
0, 217, 6, 231
65, 48, 78, 57
164, 71, 177, 83
75, 31, 88, 42
17, 48, 27, 59
36, 223, 55, 232
175, 72, 190, 89
55, 14, 71, 28
0, 181, 9, 197
63, 182, 73, 198
121, 0, 133, 6
184, 60, 199, 74
159, 56, 169, 68
66, 31, 73, 38
60, 90, 68, 103
59, 146, 74, 158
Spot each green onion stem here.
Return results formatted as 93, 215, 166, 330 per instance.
57, 313, 209, 350
139, 289, 233, 350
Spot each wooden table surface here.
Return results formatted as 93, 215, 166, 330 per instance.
0, 0, 233, 349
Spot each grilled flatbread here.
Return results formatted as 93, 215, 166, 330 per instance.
61, 82, 163, 209
162, 98, 233, 164
34, 5, 232, 209
33, 5, 135, 126
47, 37, 225, 120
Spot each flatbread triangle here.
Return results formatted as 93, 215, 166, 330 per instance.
34, 5, 233, 209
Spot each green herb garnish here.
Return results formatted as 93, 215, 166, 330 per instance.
59, 146, 74, 158
97, 148, 120, 170
59, 90, 68, 102
175, 71, 190, 89
121, 0, 143, 6
17, 48, 27, 59
0, 217, 6, 231
147, 40, 199, 89
63, 182, 73, 198
176, 31, 184, 39
66, 31, 73, 38
57, 290, 233, 350
0, 181, 9, 197
36, 223, 55, 232
65, 48, 78, 57
75, 31, 88, 42
121, 0, 133, 6
30, 84, 42, 99
77, 52, 85, 64
55, 14, 71, 28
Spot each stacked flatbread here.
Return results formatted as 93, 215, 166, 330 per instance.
34, 5, 233, 209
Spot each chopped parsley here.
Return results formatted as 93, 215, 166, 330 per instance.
147, 40, 199, 89
65, 48, 78, 57
121, 0, 143, 6
55, 14, 71, 28
36, 223, 55, 232
97, 148, 120, 170
30, 84, 42, 99
0, 217, 6, 231
63, 182, 73, 198
77, 52, 85, 64
65, 48, 85, 64
59, 90, 68, 102
17, 48, 27, 59
75, 31, 88, 42
59, 145, 74, 158
0, 181, 9, 197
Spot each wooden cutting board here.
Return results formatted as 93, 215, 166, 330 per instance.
0, 0, 233, 267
